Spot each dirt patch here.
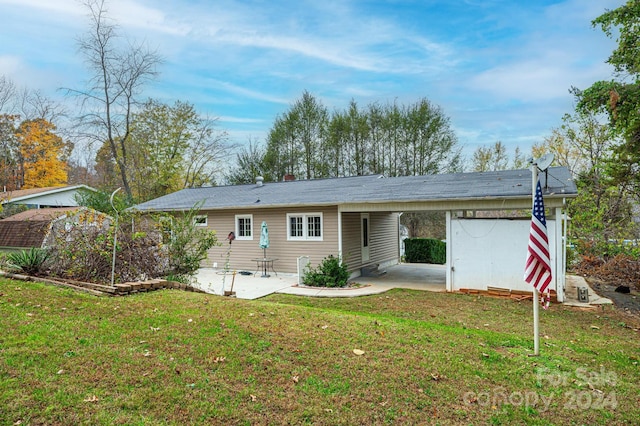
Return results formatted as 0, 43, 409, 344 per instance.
587, 277, 640, 317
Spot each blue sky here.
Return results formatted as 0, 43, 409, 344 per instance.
0, 0, 624, 163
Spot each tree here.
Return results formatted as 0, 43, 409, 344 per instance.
574, 1, 640, 200
226, 139, 269, 184
68, 0, 162, 200
0, 114, 19, 190
16, 119, 72, 188
470, 141, 526, 172
535, 112, 636, 250
263, 91, 329, 180
122, 99, 231, 201
246, 92, 462, 181
0, 76, 17, 113
74, 187, 131, 216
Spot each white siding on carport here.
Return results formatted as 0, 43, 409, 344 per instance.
447, 215, 564, 301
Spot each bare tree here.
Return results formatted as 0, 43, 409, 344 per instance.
0, 76, 17, 114
66, 0, 162, 199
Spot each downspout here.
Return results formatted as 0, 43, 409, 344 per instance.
398, 212, 403, 261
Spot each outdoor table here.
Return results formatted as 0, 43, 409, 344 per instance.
251, 258, 278, 278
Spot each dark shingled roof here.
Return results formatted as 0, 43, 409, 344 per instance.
0, 208, 80, 248
133, 167, 577, 212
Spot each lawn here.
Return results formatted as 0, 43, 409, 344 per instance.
1, 278, 638, 425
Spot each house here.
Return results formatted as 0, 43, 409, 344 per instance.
0, 207, 109, 252
133, 167, 578, 301
1, 185, 96, 211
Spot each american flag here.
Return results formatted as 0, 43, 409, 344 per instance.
524, 178, 552, 293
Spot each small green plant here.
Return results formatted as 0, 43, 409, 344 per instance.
302, 255, 349, 288
4, 247, 49, 275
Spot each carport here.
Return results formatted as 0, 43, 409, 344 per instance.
337, 167, 576, 302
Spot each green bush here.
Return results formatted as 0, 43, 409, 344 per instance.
302, 255, 349, 288
404, 238, 446, 264
4, 248, 49, 275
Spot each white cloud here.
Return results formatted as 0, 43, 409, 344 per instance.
218, 116, 265, 124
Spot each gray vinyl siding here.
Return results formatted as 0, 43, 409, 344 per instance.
203, 206, 339, 274
341, 213, 362, 269
342, 211, 400, 273
369, 212, 400, 266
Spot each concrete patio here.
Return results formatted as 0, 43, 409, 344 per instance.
193, 263, 446, 300
193, 262, 612, 309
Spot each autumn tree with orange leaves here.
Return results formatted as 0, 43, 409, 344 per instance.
16, 119, 72, 188
0, 115, 72, 190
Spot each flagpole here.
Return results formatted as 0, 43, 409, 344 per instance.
531, 163, 540, 356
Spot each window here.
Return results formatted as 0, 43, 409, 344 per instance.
287, 213, 323, 241
194, 215, 207, 226
289, 215, 303, 238
235, 214, 253, 240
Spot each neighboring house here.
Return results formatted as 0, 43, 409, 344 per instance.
134, 167, 578, 301
0, 185, 97, 210
0, 207, 109, 252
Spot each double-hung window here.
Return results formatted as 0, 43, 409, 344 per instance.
235, 214, 253, 240
287, 213, 323, 241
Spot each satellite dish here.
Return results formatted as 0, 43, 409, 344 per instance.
534, 153, 554, 171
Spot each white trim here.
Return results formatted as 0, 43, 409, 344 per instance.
338, 206, 343, 261
194, 215, 208, 227
555, 206, 565, 302
361, 213, 370, 262
446, 210, 453, 292
286, 212, 323, 241
235, 214, 253, 240
1, 185, 97, 204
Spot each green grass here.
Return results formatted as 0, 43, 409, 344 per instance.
1, 278, 638, 425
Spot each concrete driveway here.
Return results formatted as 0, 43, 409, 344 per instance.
193, 263, 446, 300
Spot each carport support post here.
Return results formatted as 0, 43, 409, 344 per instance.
531, 165, 540, 356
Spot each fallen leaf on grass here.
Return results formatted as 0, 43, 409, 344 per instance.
431, 373, 442, 381
590, 325, 600, 330
482, 353, 489, 358
212, 356, 226, 363
150, 327, 160, 332
292, 375, 299, 383
353, 349, 365, 356
83, 395, 99, 403
57, 369, 64, 375
321, 325, 328, 329
250, 394, 257, 402
324, 408, 333, 413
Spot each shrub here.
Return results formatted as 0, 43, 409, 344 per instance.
404, 238, 446, 264
302, 255, 349, 288
4, 248, 49, 275
47, 210, 166, 284
163, 206, 219, 282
